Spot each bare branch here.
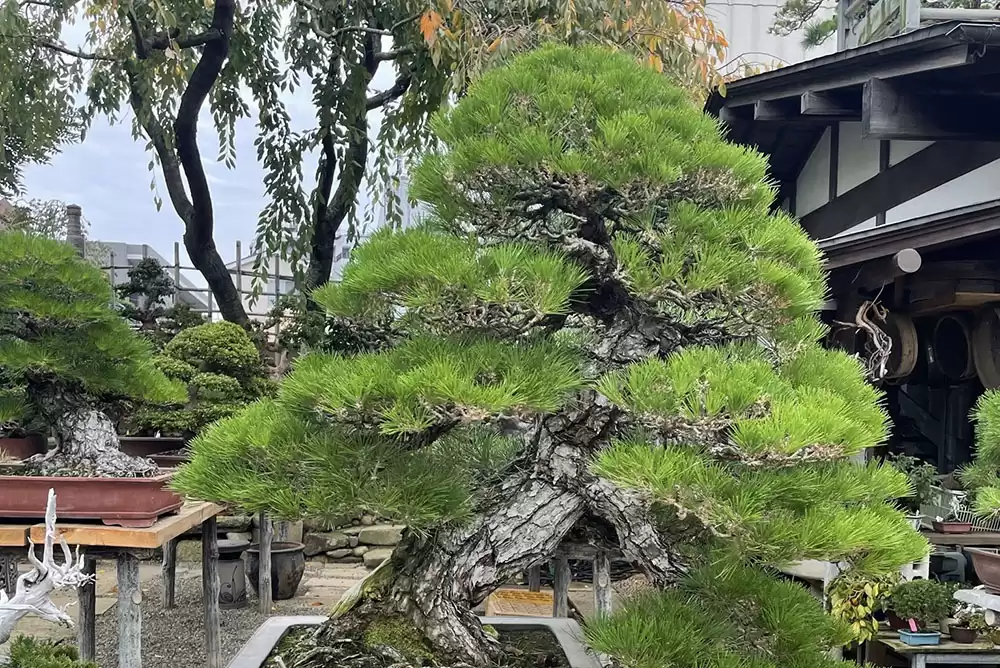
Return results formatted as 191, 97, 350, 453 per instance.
126, 8, 223, 60
366, 73, 412, 110
37, 40, 117, 61
375, 46, 415, 62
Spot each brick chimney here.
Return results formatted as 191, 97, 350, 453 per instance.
65, 204, 85, 256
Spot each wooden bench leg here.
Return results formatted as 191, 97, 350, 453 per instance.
553, 557, 571, 618
528, 565, 541, 593
258, 512, 273, 615
0, 552, 17, 597
117, 553, 142, 668
77, 556, 97, 662
203, 517, 221, 668
162, 538, 177, 609
593, 551, 612, 618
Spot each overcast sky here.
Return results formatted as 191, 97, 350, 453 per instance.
19, 21, 398, 271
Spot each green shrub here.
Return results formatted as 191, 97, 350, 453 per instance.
7, 636, 98, 668
886, 579, 960, 629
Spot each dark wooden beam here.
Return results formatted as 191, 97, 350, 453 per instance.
800, 140, 1000, 239
863, 77, 1000, 141
754, 96, 857, 124
801, 90, 861, 119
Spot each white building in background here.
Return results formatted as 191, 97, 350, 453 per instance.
708, 0, 835, 72
99, 241, 210, 313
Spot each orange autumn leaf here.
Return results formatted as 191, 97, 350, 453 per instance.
487, 37, 503, 52
420, 10, 444, 46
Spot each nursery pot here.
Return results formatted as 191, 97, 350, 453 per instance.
932, 520, 973, 534
950, 626, 979, 644
967, 548, 1000, 594
899, 630, 941, 646
0, 434, 47, 460
246, 542, 305, 601
218, 539, 250, 610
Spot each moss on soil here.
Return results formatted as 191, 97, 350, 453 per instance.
363, 616, 435, 662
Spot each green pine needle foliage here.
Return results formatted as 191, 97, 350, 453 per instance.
7, 636, 98, 668
124, 321, 273, 437
584, 563, 853, 668
0, 231, 185, 421
960, 390, 1000, 515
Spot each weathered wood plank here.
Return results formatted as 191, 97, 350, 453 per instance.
593, 552, 613, 618
117, 553, 142, 668
258, 512, 273, 615
27, 502, 224, 549
552, 557, 571, 618
0, 526, 28, 547
203, 516, 222, 668
527, 565, 542, 593
162, 538, 177, 609
77, 556, 97, 662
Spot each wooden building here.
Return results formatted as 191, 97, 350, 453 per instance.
706, 21, 1000, 476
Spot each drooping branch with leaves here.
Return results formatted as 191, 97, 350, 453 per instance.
175, 46, 926, 667
1, 0, 729, 323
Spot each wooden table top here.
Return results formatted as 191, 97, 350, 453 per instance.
0, 501, 224, 550
879, 632, 1000, 655
923, 530, 1000, 547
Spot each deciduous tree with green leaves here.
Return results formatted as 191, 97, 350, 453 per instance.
0, 0, 728, 325
0, 231, 185, 477
174, 46, 927, 667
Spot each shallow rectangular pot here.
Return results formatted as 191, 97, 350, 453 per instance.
0, 472, 182, 528
932, 520, 973, 534
118, 435, 187, 458
227, 615, 603, 668
899, 630, 941, 646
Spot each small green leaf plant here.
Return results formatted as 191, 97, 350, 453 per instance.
955, 604, 989, 631
960, 390, 1000, 516
6, 636, 98, 668
124, 321, 275, 439
0, 231, 186, 477
885, 579, 960, 631
827, 570, 900, 644
889, 454, 939, 514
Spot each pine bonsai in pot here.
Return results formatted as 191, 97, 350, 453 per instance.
0, 231, 186, 521
175, 45, 928, 667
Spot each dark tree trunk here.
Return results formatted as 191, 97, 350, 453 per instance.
183, 234, 247, 325
317, 395, 684, 665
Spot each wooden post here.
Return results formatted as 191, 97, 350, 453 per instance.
593, 551, 613, 618
77, 556, 97, 662
162, 538, 177, 609
553, 557, 571, 618
117, 553, 142, 668
202, 516, 221, 668
528, 565, 541, 593
258, 512, 273, 615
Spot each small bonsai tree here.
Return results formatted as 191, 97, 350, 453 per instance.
0, 232, 185, 476
115, 258, 206, 349
126, 321, 274, 439
890, 453, 938, 515
175, 46, 927, 667
886, 579, 959, 630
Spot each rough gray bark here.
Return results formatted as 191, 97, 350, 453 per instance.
78, 556, 97, 661
117, 554, 142, 668
25, 409, 157, 478
322, 394, 685, 665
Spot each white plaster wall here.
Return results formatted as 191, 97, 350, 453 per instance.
795, 128, 831, 218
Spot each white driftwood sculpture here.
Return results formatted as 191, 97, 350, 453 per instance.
0, 489, 93, 645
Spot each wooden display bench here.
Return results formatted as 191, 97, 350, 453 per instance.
0, 501, 225, 668
872, 631, 1000, 667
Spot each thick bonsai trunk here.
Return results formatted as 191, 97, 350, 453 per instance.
320, 399, 684, 666
25, 409, 157, 478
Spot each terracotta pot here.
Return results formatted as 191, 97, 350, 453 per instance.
246, 542, 306, 601
933, 520, 973, 534
968, 548, 1000, 594
118, 436, 187, 458
950, 626, 979, 644
0, 434, 47, 460
0, 472, 182, 528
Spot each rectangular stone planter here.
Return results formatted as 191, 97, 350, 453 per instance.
0, 472, 183, 527
227, 615, 603, 668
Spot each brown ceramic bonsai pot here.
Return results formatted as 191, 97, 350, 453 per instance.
950, 626, 979, 644
0, 472, 182, 527
151, 453, 188, 468
0, 434, 47, 461
967, 548, 1000, 593
118, 435, 187, 458
932, 520, 973, 534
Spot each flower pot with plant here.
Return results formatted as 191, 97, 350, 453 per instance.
885, 579, 959, 645
889, 454, 938, 529
932, 512, 974, 534
0, 232, 187, 526
951, 604, 988, 644
828, 570, 900, 644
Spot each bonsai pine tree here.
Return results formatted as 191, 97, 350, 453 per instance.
126, 321, 275, 439
115, 258, 206, 349
0, 232, 185, 477
175, 46, 928, 667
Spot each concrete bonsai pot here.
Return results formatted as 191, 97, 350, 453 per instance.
0, 471, 183, 527
226, 616, 603, 668
968, 548, 1000, 594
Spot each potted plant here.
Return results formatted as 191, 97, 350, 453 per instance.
885, 579, 959, 645
932, 512, 973, 534
827, 570, 900, 644
0, 232, 187, 527
951, 605, 988, 643
120, 321, 275, 466
889, 454, 938, 529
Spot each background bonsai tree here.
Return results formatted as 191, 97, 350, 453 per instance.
115, 258, 206, 349
175, 46, 927, 667
961, 390, 1000, 515
125, 321, 274, 440
0, 232, 185, 477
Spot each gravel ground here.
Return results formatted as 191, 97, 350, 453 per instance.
93, 573, 320, 668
